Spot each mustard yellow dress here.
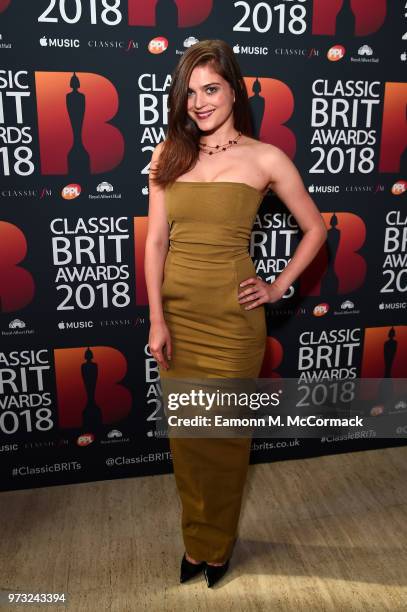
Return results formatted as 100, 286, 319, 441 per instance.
159, 180, 266, 564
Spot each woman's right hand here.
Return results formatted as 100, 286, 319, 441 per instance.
149, 320, 172, 370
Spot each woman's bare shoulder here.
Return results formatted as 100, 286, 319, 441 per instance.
242, 136, 282, 158
241, 138, 287, 182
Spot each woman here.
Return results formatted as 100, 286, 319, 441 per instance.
144, 39, 327, 587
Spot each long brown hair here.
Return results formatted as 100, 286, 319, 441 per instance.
150, 39, 254, 190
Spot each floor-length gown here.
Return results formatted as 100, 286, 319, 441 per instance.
159, 180, 267, 564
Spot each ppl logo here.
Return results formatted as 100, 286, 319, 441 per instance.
35, 71, 124, 175
313, 303, 329, 316
148, 37, 168, 54
312, 0, 387, 36
77, 433, 95, 447
327, 45, 345, 61
0, 0, 11, 13
62, 184, 81, 200
128, 0, 213, 27
391, 180, 407, 196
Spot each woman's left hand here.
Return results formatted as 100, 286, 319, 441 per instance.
238, 276, 285, 309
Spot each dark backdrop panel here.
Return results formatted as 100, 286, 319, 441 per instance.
0, 0, 406, 491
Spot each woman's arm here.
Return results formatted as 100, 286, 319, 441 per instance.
263, 144, 328, 294
239, 144, 328, 309
144, 142, 172, 369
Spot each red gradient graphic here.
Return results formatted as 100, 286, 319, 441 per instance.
244, 77, 296, 159
361, 326, 407, 377
312, 0, 387, 36
359, 326, 407, 399
379, 82, 407, 173
0, 0, 11, 13
54, 346, 132, 428
128, 0, 213, 26
134, 216, 148, 306
35, 72, 124, 175
0, 221, 34, 312
259, 337, 283, 378
301, 212, 366, 295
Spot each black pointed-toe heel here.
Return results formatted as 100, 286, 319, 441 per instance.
204, 559, 230, 587
180, 552, 206, 583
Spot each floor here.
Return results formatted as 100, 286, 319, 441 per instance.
1, 446, 406, 611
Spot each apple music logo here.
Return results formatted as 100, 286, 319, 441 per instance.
39, 37, 80, 48
58, 321, 94, 330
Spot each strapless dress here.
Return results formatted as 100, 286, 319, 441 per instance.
158, 180, 267, 564
159, 180, 266, 379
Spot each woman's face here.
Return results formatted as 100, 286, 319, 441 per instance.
186, 63, 235, 130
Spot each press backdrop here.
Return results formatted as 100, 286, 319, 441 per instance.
0, 0, 406, 491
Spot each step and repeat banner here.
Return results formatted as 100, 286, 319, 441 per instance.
0, 0, 406, 491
